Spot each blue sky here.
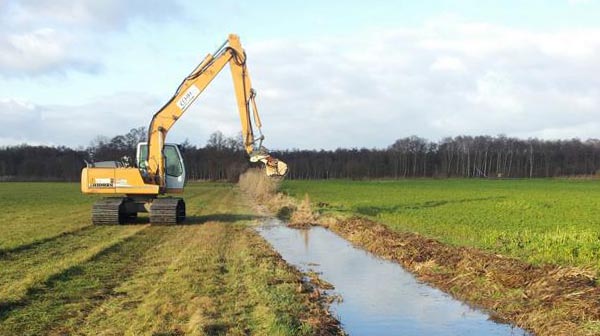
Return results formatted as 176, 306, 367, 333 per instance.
1, 0, 599, 149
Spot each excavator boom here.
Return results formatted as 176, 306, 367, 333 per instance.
146, 34, 287, 188
80, 34, 287, 225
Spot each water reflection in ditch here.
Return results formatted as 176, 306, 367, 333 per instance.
257, 219, 529, 336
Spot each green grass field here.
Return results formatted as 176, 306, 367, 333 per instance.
282, 179, 600, 272
0, 182, 321, 335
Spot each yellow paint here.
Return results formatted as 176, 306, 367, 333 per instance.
81, 34, 287, 198
81, 167, 159, 195
146, 34, 266, 189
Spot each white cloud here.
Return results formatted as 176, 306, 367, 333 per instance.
0, 0, 182, 76
467, 72, 523, 114
0, 98, 39, 122
0, 28, 86, 75
0, 93, 160, 146
430, 56, 466, 72
2, 16, 600, 149
7, 0, 181, 29
244, 22, 600, 148
0, 98, 42, 145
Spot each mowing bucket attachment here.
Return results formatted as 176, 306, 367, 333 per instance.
250, 149, 288, 177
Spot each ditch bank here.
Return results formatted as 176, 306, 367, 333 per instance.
242, 225, 343, 335
317, 216, 600, 336
238, 169, 600, 336
258, 218, 528, 335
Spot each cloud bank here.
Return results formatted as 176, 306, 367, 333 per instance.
245, 20, 600, 148
0, 12, 598, 149
0, 0, 181, 76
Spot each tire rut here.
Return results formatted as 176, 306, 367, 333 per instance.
0, 225, 147, 304
0, 224, 95, 259
0, 225, 167, 336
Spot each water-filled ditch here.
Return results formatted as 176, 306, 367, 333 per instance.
257, 219, 529, 335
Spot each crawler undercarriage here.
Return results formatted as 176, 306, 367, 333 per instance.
91, 197, 186, 225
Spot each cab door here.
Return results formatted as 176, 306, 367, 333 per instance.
136, 143, 186, 192
164, 144, 186, 192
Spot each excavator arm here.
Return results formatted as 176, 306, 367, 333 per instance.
146, 34, 287, 187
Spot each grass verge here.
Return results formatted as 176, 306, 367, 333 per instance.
266, 179, 600, 336
282, 179, 600, 272
0, 182, 342, 335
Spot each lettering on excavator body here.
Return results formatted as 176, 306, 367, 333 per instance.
176, 85, 201, 111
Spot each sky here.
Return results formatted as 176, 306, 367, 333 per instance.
0, 0, 599, 150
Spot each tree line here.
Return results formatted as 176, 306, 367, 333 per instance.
282, 135, 600, 179
1, 129, 599, 181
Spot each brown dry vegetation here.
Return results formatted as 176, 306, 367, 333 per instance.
322, 217, 600, 336
249, 178, 600, 336
288, 195, 319, 229
239, 169, 317, 228
239, 168, 282, 200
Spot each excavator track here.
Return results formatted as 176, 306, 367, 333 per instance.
150, 198, 186, 225
92, 198, 126, 225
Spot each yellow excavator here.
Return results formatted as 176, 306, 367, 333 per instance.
81, 34, 288, 225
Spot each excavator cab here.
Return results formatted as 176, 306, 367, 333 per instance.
136, 142, 186, 192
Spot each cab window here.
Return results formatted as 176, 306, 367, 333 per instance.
137, 144, 148, 168
164, 145, 183, 177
